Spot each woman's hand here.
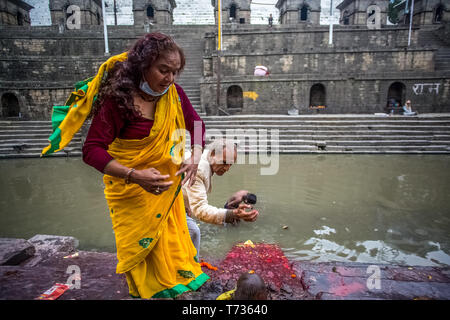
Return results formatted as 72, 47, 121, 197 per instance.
130, 167, 173, 195
176, 145, 203, 187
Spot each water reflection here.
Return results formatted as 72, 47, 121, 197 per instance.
286, 237, 450, 267
1, 155, 449, 267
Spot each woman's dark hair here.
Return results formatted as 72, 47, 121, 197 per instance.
91, 32, 185, 120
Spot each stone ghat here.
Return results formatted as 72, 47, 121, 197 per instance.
0, 235, 449, 300
2, 114, 450, 158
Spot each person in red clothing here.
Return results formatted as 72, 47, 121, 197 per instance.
83, 35, 205, 191
82, 32, 209, 299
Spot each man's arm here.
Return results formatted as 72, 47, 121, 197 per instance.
185, 172, 231, 225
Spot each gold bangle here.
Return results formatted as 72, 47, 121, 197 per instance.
125, 168, 135, 184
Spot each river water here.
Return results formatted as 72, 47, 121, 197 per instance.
1, 155, 449, 267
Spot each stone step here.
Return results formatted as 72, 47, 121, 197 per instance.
177, 84, 201, 89
0, 134, 54, 140
1, 145, 449, 158
1, 128, 449, 140
200, 136, 450, 145
0, 125, 85, 131
1, 119, 449, 129
231, 139, 450, 146
0, 141, 83, 150
201, 115, 450, 121
0, 121, 53, 125
203, 119, 450, 125
182, 87, 201, 91
0, 133, 84, 140
236, 149, 450, 154
0, 138, 83, 144
0, 151, 82, 159
201, 134, 450, 141
235, 145, 450, 152
200, 124, 450, 131
185, 93, 201, 97
2, 146, 449, 158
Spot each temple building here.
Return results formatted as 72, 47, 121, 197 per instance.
211, 0, 251, 24
336, 0, 388, 27
397, 0, 449, 25
133, 0, 177, 25
275, 0, 321, 25
0, 0, 33, 26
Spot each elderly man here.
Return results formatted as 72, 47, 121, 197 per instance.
182, 139, 259, 257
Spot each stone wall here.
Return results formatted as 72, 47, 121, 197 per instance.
201, 24, 450, 115
205, 50, 435, 76
0, 23, 449, 119
0, 0, 32, 26
201, 76, 450, 115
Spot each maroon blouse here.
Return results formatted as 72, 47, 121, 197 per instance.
82, 83, 205, 173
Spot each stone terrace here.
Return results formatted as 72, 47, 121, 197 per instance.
1, 113, 450, 158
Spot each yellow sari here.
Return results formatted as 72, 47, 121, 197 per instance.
41, 52, 208, 299
104, 85, 208, 299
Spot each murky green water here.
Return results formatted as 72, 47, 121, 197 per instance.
1, 155, 449, 267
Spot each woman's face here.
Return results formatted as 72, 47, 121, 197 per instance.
143, 50, 181, 94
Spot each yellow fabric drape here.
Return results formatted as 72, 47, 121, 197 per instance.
41, 52, 128, 156
103, 85, 208, 298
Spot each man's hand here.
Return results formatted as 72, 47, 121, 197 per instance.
233, 203, 259, 222
226, 190, 249, 209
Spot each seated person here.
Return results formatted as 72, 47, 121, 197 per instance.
402, 100, 417, 116
387, 98, 396, 114
182, 139, 259, 257
217, 272, 268, 300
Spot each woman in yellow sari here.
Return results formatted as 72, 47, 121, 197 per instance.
43, 33, 208, 298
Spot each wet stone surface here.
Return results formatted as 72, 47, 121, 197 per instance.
0, 236, 449, 300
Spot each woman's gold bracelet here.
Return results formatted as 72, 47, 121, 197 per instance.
125, 168, 135, 184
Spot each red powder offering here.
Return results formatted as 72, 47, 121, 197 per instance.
218, 242, 303, 291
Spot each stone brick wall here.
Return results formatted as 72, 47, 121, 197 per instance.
201, 24, 449, 115
0, 0, 32, 26
208, 50, 434, 76
201, 77, 450, 115
0, 23, 449, 119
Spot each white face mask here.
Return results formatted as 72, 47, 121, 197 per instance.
140, 80, 171, 97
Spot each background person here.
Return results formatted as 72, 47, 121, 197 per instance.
403, 100, 417, 115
